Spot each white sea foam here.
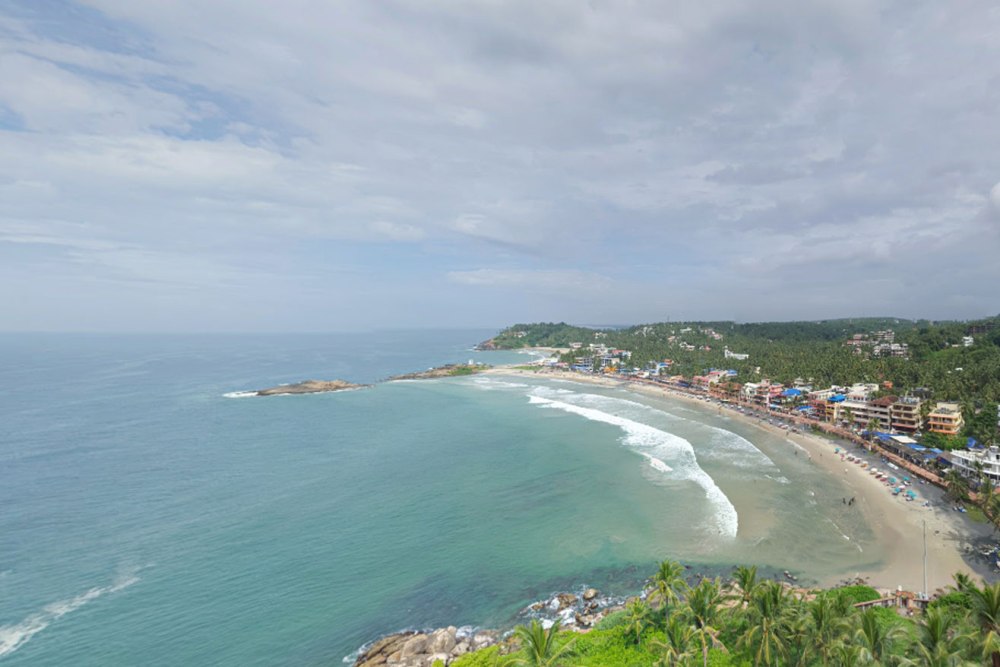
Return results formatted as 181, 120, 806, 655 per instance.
527, 395, 738, 538
469, 378, 530, 390
534, 387, 778, 471
640, 452, 673, 473
222, 390, 258, 398
0, 572, 140, 658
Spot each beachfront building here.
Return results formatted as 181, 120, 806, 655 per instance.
742, 380, 784, 408
927, 402, 965, 436
709, 381, 742, 402
866, 396, 897, 431
950, 446, 1000, 483
891, 396, 923, 433
724, 346, 749, 360
839, 384, 878, 429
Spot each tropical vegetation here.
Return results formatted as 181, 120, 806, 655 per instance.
484, 317, 1000, 407
451, 560, 1000, 667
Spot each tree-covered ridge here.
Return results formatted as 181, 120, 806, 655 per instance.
451, 561, 1000, 667
484, 322, 609, 349
487, 316, 1000, 403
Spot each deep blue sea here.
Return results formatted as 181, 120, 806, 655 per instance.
0, 331, 881, 665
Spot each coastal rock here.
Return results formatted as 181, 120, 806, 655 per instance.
355, 632, 415, 667
355, 626, 497, 667
401, 634, 429, 658
254, 379, 366, 396
582, 588, 599, 601
428, 628, 455, 654
471, 630, 498, 649
556, 593, 578, 610
388, 364, 489, 381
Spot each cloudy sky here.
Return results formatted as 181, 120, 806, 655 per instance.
2, 1, 999, 332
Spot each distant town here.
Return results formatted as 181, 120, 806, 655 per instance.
482, 317, 1000, 492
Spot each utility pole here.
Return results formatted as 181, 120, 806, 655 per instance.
922, 519, 928, 597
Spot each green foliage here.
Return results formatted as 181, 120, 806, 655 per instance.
705, 648, 751, 667
821, 584, 881, 606
431, 661, 446, 667
488, 323, 603, 349
929, 590, 973, 612
592, 609, 627, 630
571, 625, 660, 666
450, 645, 502, 667
452, 563, 998, 667
447, 365, 482, 376
490, 315, 1000, 403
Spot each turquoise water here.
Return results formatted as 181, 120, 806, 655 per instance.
0, 332, 881, 665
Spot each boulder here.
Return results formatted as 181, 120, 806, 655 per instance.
400, 634, 429, 659
429, 653, 451, 665
583, 588, 599, 601
451, 642, 470, 656
428, 628, 455, 654
556, 593, 578, 610
356, 632, 414, 667
471, 630, 498, 649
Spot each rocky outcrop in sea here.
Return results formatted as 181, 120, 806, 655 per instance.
351, 587, 624, 667
353, 626, 499, 667
253, 379, 367, 396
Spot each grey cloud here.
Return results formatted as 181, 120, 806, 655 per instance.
0, 0, 998, 330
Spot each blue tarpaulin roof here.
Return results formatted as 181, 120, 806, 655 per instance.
828, 394, 846, 402
782, 388, 803, 397
907, 444, 928, 452
795, 405, 813, 411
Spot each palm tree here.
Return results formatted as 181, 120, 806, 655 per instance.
510, 620, 576, 667
622, 599, 650, 645
854, 607, 905, 665
650, 560, 689, 626
952, 573, 975, 594
966, 581, 1000, 667
652, 615, 696, 667
738, 581, 790, 667
829, 642, 866, 667
687, 578, 727, 667
783, 607, 814, 667
809, 595, 850, 666
945, 469, 970, 503
731, 565, 759, 608
909, 606, 974, 667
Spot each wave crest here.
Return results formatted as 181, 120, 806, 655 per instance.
527, 395, 738, 538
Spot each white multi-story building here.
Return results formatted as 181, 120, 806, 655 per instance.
951, 447, 1000, 483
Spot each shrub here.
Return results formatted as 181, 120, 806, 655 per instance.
450, 645, 501, 667
823, 584, 881, 606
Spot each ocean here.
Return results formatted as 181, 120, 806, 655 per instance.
0, 331, 882, 665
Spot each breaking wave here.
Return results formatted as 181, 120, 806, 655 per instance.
527, 395, 738, 538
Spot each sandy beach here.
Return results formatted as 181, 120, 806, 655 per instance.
485, 366, 994, 594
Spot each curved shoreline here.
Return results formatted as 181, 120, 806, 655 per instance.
484, 367, 996, 593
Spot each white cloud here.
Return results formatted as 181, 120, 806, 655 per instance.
447, 268, 612, 293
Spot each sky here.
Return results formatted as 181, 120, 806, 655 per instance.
1, 1, 999, 332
